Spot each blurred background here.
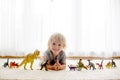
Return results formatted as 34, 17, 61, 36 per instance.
0, 0, 120, 57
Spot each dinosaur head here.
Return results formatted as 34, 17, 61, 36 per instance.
33, 49, 40, 58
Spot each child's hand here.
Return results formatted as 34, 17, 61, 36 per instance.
53, 65, 61, 71
57, 65, 62, 70
52, 62, 61, 70
53, 62, 60, 67
52, 64, 58, 70
56, 60, 61, 66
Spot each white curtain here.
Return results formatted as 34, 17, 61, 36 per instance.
0, 0, 120, 57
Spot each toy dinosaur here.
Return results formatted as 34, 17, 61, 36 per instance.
68, 64, 78, 71
96, 60, 103, 69
111, 59, 117, 67
3, 58, 9, 68
105, 61, 112, 69
17, 50, 40, 70
10, 61, 18, 68
40, 60, 50, 71
77, 59, 88, 71
87, 59, 96, 70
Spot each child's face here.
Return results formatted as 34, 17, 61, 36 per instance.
49, 39, 64, 55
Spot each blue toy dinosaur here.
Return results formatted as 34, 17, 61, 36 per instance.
3, 58, 9, 68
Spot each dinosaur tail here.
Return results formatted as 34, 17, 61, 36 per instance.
84, 66, 88, 70
17, 60, 24, 68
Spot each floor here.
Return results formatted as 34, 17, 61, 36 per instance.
0, 58, 120, 80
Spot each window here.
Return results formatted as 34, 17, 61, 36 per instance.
0, 0, 120, 57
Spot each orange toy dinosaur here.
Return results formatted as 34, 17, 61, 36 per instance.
10, 61, 18, 68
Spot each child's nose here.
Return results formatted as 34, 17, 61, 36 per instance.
55, 45, 59, 49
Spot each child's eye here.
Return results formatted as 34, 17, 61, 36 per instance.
58, 44, 61, 46
52, 43, 56, 45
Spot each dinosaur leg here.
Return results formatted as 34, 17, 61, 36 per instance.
30, 61, 34, 70
45, 65, 48, 71
24, 63, 27, 70
93, 65, 96, 70
40, 65, 43, 70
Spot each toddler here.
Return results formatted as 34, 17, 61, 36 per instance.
41, 33, 66, 71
